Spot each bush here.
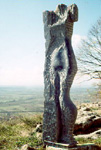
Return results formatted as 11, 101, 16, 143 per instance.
21, 114, 43, 128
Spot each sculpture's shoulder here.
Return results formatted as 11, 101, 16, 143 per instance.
43, 10, 59, 26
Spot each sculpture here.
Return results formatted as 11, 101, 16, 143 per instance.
43, 3, 78, 148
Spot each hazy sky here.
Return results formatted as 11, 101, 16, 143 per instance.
0, 0, 101, 87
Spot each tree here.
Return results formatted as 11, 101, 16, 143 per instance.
78, 17, 101, 80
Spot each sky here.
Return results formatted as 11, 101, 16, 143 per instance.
0, 0, 101, 87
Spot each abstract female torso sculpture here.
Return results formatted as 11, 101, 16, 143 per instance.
43, 4, 78, 147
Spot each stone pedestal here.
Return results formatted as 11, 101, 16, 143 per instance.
45, 141, 100, 150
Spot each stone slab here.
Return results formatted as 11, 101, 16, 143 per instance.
45, 141, 101, 150
46, 145, 100, 150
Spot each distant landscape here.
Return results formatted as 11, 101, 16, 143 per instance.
0, 86, 97, 117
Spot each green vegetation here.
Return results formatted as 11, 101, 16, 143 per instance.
76, 137, 101, 147
0, 114, 101, 149
20, 114, 43, 128
0, 114, 44, 150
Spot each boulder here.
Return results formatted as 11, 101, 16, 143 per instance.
75, 129, 101, 139
74, 103, 101, 135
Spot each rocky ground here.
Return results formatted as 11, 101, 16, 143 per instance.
35, 102, 101, 138
20, 102, 101, 150
74, 102, 101, 139
0, 102, 100, 150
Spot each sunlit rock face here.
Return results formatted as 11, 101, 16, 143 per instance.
43, 3, 78, 147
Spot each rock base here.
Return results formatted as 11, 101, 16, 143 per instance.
45, 141, 101, 150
